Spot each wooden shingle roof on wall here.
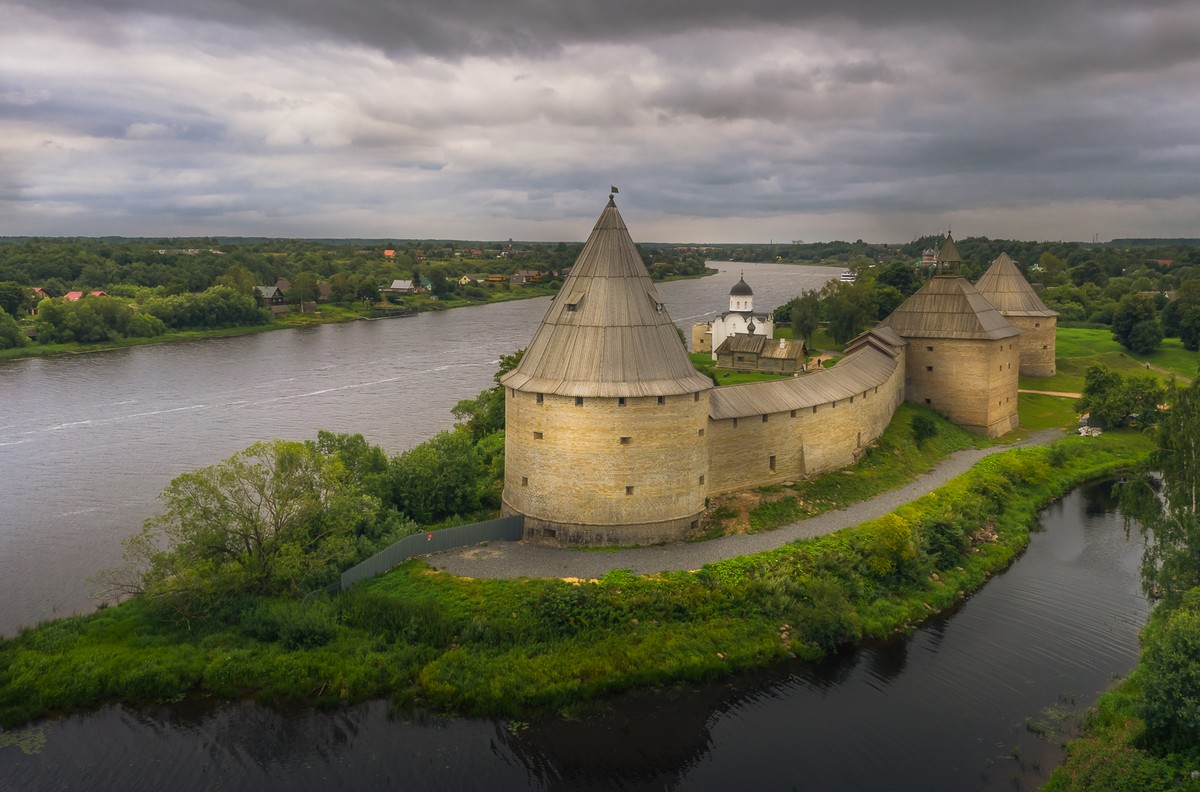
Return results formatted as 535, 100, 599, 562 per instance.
974, 253, 1059, 318
878, 275, 1022, 341
501, 198, 713, 398
708, 345, 899, 420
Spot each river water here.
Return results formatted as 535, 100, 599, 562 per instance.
0, 480, 1148, 791
0, 262, 836, 635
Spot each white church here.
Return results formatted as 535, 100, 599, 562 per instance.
689, 274, 775, 357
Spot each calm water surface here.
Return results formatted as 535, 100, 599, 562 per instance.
0, 481, 1148, 791
0, 262, 835, 634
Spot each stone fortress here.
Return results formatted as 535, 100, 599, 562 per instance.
500, 197, 1058, 546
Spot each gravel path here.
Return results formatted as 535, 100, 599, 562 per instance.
426, 429, 1065, 580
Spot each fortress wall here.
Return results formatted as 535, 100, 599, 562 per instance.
1007, 315, 1057, 377
691, 323, 713, 354
903, 338, 1020, 437
704, 349, 906, 496
503, 388, 709, 545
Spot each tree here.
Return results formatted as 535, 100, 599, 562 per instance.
291, 271, 320, 311
789, 290, 821, 348
1124, 379, 1200, 605
0, 307, 27, 349
389, 430, 486, 523
1179, 306, 1200, 352
100, 441, 372, 619
821, 280, 872, 346
215, 265, 257, 296
1111, 293, 1162, 354
875, 261, 921, 295
0, 282, 30, 316
1074, 363, 1165, 429
452, 349, 524, 441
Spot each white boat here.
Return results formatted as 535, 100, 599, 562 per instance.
839, 269, 856, 282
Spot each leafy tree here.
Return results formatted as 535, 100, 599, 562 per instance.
1140, 594, 1200, 753
875, 261, 921, 295
1111, 293, 1162, 354
1179, 306, 1200, 352
389, 430, 486, 524
0, 307, 27, 349
1125, 380, 1200, 604
1074, 363, 1164, 429
100, 440, 372, 619
788, 290, 821, 348
452, 349, 524, 441
290, 271, 320, 310
821, 280, 872, 345
0, 282, 30, 316
215, 265, 257, 296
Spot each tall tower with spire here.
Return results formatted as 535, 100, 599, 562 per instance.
500, 196, 713, 545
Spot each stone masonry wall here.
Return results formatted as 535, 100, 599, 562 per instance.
704, 350, 906, 496
1007, 315, 1057, 377
503, 388, 709, 544
903, 337, 1020, 437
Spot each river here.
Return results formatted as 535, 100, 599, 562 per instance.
0, 480, 1148, 791
0, 262, 836, 635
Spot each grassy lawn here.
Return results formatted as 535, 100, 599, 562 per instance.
689, 352, 796, 386
1019, 328, 1197, 394
1013, 392, 1079, 435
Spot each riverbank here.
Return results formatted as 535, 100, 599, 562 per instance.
0, 431, 1151, 728
0, 268, 721, 363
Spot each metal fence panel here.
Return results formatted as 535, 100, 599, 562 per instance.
340, 514, 524, 589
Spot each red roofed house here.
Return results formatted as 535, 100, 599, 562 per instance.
64, 291, 84, 302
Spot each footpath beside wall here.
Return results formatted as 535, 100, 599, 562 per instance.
340, 515, 525, 590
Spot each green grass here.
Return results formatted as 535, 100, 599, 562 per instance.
688, 352, 797, 385
1021, 329, 1198, 394
1015, 392, 1080, 435
0, 433, 1151, 727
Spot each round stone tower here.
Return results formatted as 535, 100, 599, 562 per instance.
500, 196, 714, 546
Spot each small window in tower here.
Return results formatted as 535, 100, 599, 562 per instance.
699, 475, 705, 485
850, 396, 854, 404
1008, 363, 1011, 370
618, 397, 626, 406
537, 393, 544, 404
620, 436, 631, 445
657, 396, 665, 405
575, 396, 583, 406
1035, 322, 1040, 328
626, 486, 635, 496
762, 414, 768, 423
533, 431, 543, 440
926, 365, 933, 372
521, 476, 528, 487
698, 428, 705, 436
812, 406, 817, 414
694, 392, 700, 402
926, 346, 933, 352
732, 418, 739, 428
857, 432, 861, 447
924, 398, 931, 405
790, 409, 797, 418
769, 455, 776, 472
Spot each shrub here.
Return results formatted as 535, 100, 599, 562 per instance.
911, 412, 937, 448
241, 600, 337, 650
1140, 592, 1200, 754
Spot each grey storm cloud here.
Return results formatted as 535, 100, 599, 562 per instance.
1, 0, 1198, 240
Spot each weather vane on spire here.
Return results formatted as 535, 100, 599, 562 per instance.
610, 185, 619, 198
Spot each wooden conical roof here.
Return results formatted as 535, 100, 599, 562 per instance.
975, 252, 1058, 317
938, 234, 963, 265
878, 274, 1021, 341
501, 197, 713, 398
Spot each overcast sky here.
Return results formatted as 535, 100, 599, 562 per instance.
1, 0, 1197, 242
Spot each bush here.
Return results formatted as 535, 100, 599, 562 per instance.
911, 413, 937, 447
1140, 591, 1200, 754
241, 600, 337, 650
